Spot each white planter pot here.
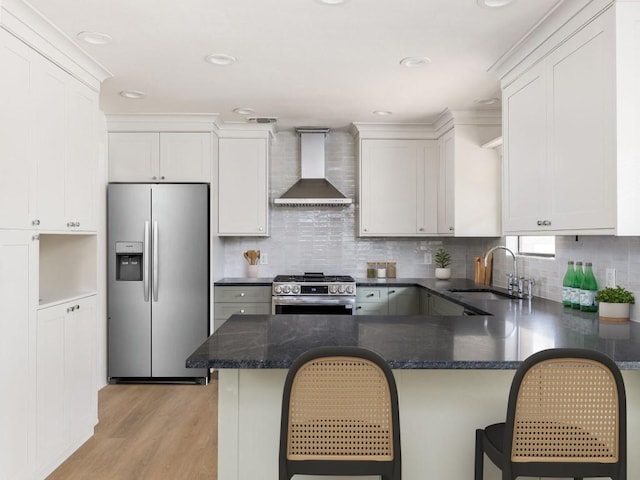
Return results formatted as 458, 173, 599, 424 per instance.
435, 268, 451, 280
598, 302, 630, 323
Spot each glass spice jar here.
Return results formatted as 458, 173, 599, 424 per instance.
366, 262, 376, 278
386, 261, 397, 278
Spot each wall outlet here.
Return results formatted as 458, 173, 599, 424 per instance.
605, 268, 616, 287
260, 253, 268, 265
424, 253, 432, 265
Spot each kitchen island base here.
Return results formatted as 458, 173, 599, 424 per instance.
217, 368, 640, 480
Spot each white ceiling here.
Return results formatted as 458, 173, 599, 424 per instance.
27, 0, 562, 130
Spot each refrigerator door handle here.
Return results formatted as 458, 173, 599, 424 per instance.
153, 220, 159, 302
143, 220, 150, 302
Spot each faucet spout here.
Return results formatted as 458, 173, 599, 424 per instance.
483, 246, 518, 294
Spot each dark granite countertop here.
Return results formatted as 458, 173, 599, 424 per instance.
193, 278, 640, 370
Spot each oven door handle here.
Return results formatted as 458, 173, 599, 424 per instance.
272, 296, 356, 306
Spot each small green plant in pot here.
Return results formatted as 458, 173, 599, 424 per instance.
595, 286, 635, 323
434, 248, 452, 280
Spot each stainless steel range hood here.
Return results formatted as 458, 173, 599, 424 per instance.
274, 127, 353, 207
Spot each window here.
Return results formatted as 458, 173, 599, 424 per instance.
506, 236, 555, 257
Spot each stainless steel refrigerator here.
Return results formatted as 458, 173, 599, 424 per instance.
107, 183, 209, 382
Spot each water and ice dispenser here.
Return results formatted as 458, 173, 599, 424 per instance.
115, 241, 143, 281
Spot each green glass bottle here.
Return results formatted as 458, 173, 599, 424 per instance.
580, 262, 598, 312
562, 261, 575, 308
571, 261, 584, 309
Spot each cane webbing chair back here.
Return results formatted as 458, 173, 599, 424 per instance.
512, 357, 620, 463
474, 348, 627, 480
279, 346, 401, 480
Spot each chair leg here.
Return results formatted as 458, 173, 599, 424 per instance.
474, 429, 484, 480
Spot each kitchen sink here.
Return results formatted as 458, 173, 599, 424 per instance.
448, 289, 517, 301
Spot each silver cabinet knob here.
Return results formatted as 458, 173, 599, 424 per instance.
160, 176, 165, 180
418, 227, 425, 232
152, 176, 157, 180
32, 234, 40, 241
240, 292, 245, 297
258, 227, 263, 231
537, 220, 543, 226
32, 219, 40, 226
240, 309, 245, 313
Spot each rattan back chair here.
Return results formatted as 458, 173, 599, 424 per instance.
279, 346, 401, 480
475, 348, 626, 480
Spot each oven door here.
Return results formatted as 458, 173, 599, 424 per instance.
272, 296, 355, 315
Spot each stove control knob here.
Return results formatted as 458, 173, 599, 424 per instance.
338, 285, 345, 294
274, 285, 282, 294
283, 285, 291, 294
329, 285, 338, 294
346, 285, 354, 294
292, 285, 300, 294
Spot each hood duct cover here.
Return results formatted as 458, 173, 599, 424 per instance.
274, 127, 353, 207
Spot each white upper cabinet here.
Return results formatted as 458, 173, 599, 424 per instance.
0, 28, 99, 232
359, 139, 438, 236
354, 118, 501, 238
108, 131, 212, 183
218, 137, 269, 236
500, 3, 640, 235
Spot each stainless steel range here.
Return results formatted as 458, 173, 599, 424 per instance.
272, 272, 356, 315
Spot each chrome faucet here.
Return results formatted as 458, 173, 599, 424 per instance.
484, 246, 520, 297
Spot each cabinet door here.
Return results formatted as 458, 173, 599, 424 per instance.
0, 30, 35, 230
65, 296, 97, 444
437, 132, 455, 235
36, 304, 67, 470
65, 81, 98, 231
360, 139, 419, 236
31, 60, 67, 231
502, 63, 548, 233
416, 140, 439, 235
388, 287, 419, 315
0, 231, 37, 480
218, 138, 268, 235
160, 132, 211, 182
355, 287, 389, 315
547, 19, 615, 231
108, 132, 160, 182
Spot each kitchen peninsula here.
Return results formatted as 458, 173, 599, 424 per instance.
188, 279, 640, 480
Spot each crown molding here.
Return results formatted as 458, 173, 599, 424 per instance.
106, 113, 219, 132
213, 120, 277, 139
1, 0, 112, 91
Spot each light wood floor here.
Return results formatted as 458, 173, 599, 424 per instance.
47, 375, 218, 480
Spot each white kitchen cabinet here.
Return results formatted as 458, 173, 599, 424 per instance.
108, 131, 212, 183
502, 6, 619, 235
437, 125, 502, 237
355, 286, 419, 316
0, 231, 37, 480
0, 29, 33, 230
218, 137, 269, 236
213, 285, 272, 331
0, 28, 99, 232
36, 295, 97, 477
359, 139, 438, 236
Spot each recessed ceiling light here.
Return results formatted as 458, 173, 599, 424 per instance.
205, 53, 237, 66
76, 31, 112, 45
314, 0, 348, 4
474, 97, 500, 105
233, 107, 255, 115
476, 0, 516, 8
373, 110, 393, 116
119, 90, 145, 99
399, 56, 432, 68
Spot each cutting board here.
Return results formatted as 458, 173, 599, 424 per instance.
474, 253, 493, 285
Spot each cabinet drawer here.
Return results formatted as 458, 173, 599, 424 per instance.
355, 302, 389, 315
214, 286, 271, 303
356, 287, 386, 303
214, 302, 271, 319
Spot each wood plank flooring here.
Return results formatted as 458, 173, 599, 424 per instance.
47, 375, 218, 480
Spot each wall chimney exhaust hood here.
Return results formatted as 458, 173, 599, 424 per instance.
274, 127, 353, 207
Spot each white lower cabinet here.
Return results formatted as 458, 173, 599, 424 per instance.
356, 286, 419, 316
0, 231, 37, 480
36, 295, 97, 477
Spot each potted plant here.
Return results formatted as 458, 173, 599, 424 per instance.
595, 286, 635, 323
434, 247, 452, 280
